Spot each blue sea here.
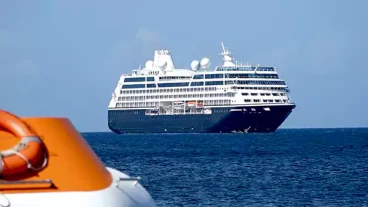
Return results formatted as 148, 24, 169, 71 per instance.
83, 128, 368, 207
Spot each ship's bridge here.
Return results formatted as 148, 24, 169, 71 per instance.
215, 66, 276, 72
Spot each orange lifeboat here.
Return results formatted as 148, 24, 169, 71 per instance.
0, 110, 47, 176
187, 101, 196, 107
0, 109, 157, 207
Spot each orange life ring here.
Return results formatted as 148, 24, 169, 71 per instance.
0, 110, 47, 176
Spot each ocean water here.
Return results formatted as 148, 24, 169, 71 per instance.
83, 128, 368, 207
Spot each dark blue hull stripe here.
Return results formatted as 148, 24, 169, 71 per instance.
107, 104, 296, 134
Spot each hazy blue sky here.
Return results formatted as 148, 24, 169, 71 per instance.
1, 0, 367, 132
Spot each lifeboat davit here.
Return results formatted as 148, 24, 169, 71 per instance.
0, 109, 157, 207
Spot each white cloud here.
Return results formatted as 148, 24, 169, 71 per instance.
135, 28, 167, 53
104, 28, 167, 74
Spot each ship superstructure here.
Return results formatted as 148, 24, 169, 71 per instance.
108, 43, 296, 133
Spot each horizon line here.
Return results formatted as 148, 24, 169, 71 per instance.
79, 126, 368, 133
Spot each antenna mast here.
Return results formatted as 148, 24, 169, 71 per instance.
219, 42, 235, 67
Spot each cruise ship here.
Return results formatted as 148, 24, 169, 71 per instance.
107, 43, 296, 134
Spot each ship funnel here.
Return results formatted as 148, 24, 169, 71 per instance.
153, 49, 175, 70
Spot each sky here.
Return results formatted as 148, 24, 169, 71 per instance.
0, 0, 367, 132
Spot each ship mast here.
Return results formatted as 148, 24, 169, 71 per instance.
219, 42, 235, 67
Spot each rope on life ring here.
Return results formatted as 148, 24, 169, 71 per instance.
0, 110, 48, 176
